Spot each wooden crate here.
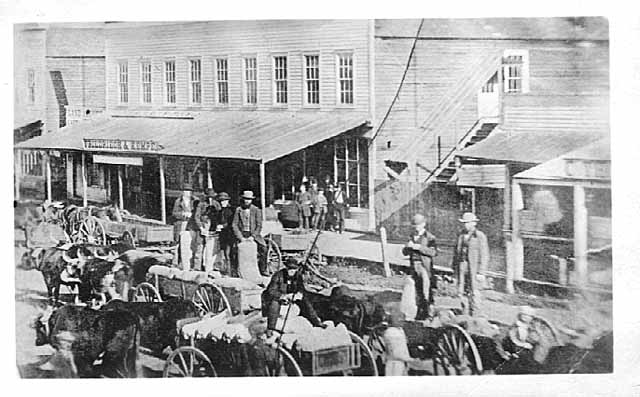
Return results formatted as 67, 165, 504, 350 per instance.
219, 286, 262, 314
298, 343, 360, 376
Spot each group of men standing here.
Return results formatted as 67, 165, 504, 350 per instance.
285, 175, 347, 233
402, 211, 490, 319
172, 188, 268, 275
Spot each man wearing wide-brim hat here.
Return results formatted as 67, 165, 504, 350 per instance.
232, 190, 268, 275
453, 212, 490, 316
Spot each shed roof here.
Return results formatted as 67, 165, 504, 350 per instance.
375, 17, 608, 40
15, 111, 370, 162
514, 138, 610, 182
459, 128, 606, 164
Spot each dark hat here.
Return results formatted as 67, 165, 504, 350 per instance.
285, 257, 300, 269
217, 192, 230, 201
240, 190, 255, 200
205, 188, 216, 197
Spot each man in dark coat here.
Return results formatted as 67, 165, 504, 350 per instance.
261, 258, 323, 333
232, 190, 268, 275
402, 213, 438, 320
217, 192, 235, 274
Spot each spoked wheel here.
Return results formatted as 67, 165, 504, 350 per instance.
266, 347, 303, 377
134, 282, 162, 302
344, 331, 378, 376
265, 237, 282, 276
122, 230, 136, 248
433, 324, 483, 375
530, 315, 560, 346
78, 216, 106, 245
191, 284, 232, 317
365, 326, 387, 376
163, 346, 217, 378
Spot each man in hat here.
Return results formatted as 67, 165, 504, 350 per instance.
172, 189, 194, 270
199, 188, 221, 272
261, 257, 323, 334
232, 190, 268, 275
402, 214, 438, 320
216, 192, 235, 274
332, 182, 347, 233
453, 212, 490, 316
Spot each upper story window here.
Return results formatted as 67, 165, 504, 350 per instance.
337, 53, 354, 105
189, 59, 202, 105
215, 58, 229, 105
304, 55, 320, 105
27, 69, 35, 104
164, 61, 176, 104
118, 62, 128, 104
140, 62, 152, 104
273, 56, 288, 105
244, 57, 258, 105
502, 50, 530, 94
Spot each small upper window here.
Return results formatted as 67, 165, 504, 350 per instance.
337, 53, 354, 105
141, 62, 152, 104
118, 62, 128, 104
273, 56, 288, 105
502, 50, 530, 94
215, 58, 229, 105
189, 59, 202, 105
27, 69, 35, 104
304, 55, 320, 105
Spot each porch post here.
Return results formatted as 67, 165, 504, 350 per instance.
368, 140, 376, 231
574, 184, 589, 288
159, 157, 166, 224
117, 165, 124, 210
259, 160, 266, 222
81, 153, 88, 207
14, 150, 21, 202
45, 152, 52, 202
507, 180, 524, 293
207, 159, 213, 189
65, 153, 74, 199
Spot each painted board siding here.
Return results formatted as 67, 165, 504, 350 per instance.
374, 37, 609, 178
105, 20, 369, 113
45, 57, 106, 133
46, 28, 104, 57
14, 29, 47, 128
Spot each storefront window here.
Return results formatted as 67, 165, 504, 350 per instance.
334, 137, 369, 208
520, 184, 573, 238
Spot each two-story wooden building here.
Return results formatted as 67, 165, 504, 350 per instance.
16, 20, 376, 227
14, 23, 106, 200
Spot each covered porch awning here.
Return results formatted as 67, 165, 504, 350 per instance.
15, 110, 371, 163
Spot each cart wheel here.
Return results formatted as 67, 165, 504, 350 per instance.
345, 331, 378, 376
433, 324, 483, 375
134, 282, 162, 302
122, 230, 136, 248
78, 216, 106, 245
365, 326, 387, 375
309, 245, 323, 265
266, 347, 303, 376
265, 237, 282, 275
531, 315, 560, 346
191, 284, 232, 317
163, 346, 217, 378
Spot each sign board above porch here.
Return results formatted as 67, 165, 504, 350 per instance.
457, 164, 506, 188
93, 154, 143, 166
84, 138, 164, 153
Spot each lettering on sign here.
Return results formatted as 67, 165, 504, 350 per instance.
83, 138, 164, 152
565, 159, 610, 180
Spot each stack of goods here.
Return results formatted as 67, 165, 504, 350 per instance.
175, 270, 208, 284
181, 311, 252, 343
148, 264, 174, 278
294, 321, 351, 352
213, 277, 262, 291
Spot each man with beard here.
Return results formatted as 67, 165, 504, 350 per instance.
232, 190, 268, 276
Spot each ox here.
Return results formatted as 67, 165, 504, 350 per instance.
32, 305, 141, 378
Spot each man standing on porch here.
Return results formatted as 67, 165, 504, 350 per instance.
453, 212, 490, 316
232, 190, 268, 276
172, 189, 193, 270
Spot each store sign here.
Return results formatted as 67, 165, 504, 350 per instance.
83, 138, 164, 152
457, 164, 506, 188
565, 159, 610, 180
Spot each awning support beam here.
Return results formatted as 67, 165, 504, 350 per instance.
159, 157, 166, 224
14, 150, 21, 202
259, 161, 266, 222
207, 159, 213, 190
45, 152, 52, 202
574, 185, 588, 288
81, 153, 88, 207
117, 166, 124, 210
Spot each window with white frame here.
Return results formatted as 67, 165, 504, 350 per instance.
164, 61, 176, 104
273, 56, 288, 105
502, 50, 530, 93
337, 53, 354, 105
27, 69, 35, 104
118, 62, 128, 104
244, 57, 258, 105
304, 55, 320, 105
141, 62, 152, 104
189, 59, 202, 104
215, 58, 229, 104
